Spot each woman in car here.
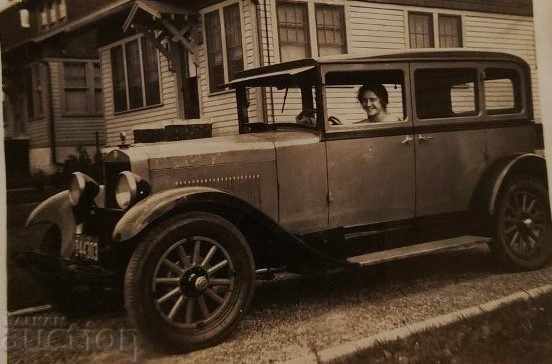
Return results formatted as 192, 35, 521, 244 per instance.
356, 83, 401, 123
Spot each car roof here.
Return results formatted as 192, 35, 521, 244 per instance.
230, 48, 529, 87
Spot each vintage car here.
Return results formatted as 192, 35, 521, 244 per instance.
22, 49, 550, 351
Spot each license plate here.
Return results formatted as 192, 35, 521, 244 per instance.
74, 234, 100, 261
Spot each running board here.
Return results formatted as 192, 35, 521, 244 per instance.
347, 235, 491, 267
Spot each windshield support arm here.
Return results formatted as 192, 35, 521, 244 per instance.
301, 84, 314, 112
237, 86, 250, 133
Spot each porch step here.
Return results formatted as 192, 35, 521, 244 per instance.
347, 235, 491, 267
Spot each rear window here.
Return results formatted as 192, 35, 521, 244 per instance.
484, 68, 523, 115
414, 68, 479, 120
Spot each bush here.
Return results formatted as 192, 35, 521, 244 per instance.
52, 146, 102, 188
30, 170, 48, 191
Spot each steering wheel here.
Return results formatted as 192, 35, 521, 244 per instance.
296, 109, 317, 126
328, 116, 343, 125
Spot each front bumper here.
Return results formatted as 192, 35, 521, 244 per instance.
16, 251, 116, 286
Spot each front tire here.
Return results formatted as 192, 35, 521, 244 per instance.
124, 212, 255, 352
493, 175, 552, 270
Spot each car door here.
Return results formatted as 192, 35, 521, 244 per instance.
411, 62, 488, 219
322, 63, 416, 228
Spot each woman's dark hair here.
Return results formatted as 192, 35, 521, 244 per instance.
357, 84, 389, 109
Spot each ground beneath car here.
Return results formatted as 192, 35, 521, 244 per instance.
7, 201, 552, 363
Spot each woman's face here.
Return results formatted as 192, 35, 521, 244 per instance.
359, 90, 384, 117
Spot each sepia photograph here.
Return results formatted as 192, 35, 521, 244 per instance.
1, 0, 552, 363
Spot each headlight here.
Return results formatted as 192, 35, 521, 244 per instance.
115, 171, 150, 209
68, 172, 99, 206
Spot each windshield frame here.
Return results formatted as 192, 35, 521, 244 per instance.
233, 68, 326, 134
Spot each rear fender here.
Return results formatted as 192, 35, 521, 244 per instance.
473, 154, 547, 221
489, 153, 547, 215
112, 186, 347, 270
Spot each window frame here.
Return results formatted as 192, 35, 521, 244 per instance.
224, 3, 245, 83
38, 0, 67, 31
202, 1, 246, 95
411, 62, 483, 126
274, 1, 349, 63
314, 3, 347, 57
106, 35, 163, 115
61, 60, 103, 117
276, 1, 311, 62
438, 14, 463, 48
408, 11, 464, 49
321, 62, 412, 134
481, 62, 528, 121
408, 12, 435, 48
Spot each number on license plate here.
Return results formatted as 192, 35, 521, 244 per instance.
74, 235, 99, 261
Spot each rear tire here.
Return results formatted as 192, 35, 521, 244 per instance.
493, 175, 552, 270
124, 212, 255, 352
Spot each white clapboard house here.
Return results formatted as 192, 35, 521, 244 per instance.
1, 0, 537, 176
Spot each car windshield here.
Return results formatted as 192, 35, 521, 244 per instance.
236, 70, 320, 130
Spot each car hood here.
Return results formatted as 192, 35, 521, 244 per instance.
115, 130, 321, 175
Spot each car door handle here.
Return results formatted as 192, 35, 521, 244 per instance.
417, 134, 434, 143
401, 135, 414, 145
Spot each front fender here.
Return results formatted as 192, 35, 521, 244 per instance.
112, 186, 230, 242
26, 186, 106, 257
112, 186, 349, 271
26, 190, 76, 257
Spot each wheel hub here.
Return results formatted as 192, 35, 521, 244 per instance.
180, 266, 209, 297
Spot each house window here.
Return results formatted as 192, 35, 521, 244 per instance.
315, 4, 346, 56
110, 36, 161, 113
25, 64, 43, 120
205, 11, 225, 92
93, 63, 103, 114
125, 40, 143, 109
141, 38, 161, 106
58, 0, 67, 20
409, 12, 463, 49
439, 15, 462, 47
204, 3, 244, 93
49, 1, 58, 23
40, 5, 48, 28
409, 12, 434, 48
63, 61, 103, 115
277, 1, 310, 62
39, 0, 67, 30
111, 46, 127, 112
224, 4, 244, 82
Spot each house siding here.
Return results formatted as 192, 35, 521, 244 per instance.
348, 3, 406, 50
462, 13, 539, 120
355, 0, 532, 16
49, 61, 106, 147
28, 63, 50, 149
197, 0, 259, 137
97, 0, 539, 142
256, 1, 540, 125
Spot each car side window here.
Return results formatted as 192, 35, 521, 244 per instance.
324, 70, 407, 127
415, 68, 479, 120
484, 68, 523, 115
